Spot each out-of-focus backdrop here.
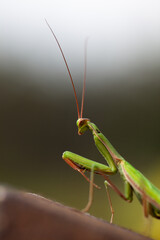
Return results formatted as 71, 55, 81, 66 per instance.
1, 1, 160, 239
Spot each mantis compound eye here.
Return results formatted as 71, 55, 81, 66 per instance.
78, 119, 86, 127
77, 118, 90, 128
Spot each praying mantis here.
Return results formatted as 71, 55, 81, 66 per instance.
46, 20, 160, 223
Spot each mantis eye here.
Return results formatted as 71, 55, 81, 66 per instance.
79, 120, 85, 127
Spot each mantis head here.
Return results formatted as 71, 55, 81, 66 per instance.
77, 118, 90, 135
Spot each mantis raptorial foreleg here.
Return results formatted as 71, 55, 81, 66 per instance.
62, 151, 117, 215
64, 157, 100, 189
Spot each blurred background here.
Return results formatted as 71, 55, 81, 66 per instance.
0, 0, 160, 239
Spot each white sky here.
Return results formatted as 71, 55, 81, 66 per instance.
1, 0, 160, 83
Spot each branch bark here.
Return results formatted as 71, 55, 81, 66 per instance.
0, 186, 152, 240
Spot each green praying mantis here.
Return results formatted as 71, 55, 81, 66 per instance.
46, 20, 160, 223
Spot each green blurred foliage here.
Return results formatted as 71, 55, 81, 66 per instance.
0, 62, 160, 239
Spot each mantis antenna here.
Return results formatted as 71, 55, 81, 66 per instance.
45, 19, 87, 119
80, 38, 88, 118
